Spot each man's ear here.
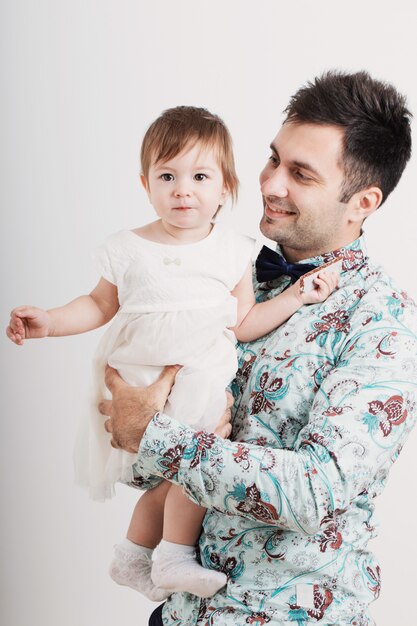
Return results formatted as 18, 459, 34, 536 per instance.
349, 186, 383, 224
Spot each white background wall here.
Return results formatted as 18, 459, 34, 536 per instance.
1, 1, 416, 625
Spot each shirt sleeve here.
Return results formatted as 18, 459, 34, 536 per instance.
135, 294, 417, 534
91, 230, 129, 285
232, 232, 256, 287
215, 225, 255, 289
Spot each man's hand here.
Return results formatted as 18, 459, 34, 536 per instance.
99, 364, 181, 453
214, 392, 234, 439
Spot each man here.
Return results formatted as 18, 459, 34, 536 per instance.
102, 71, 417, 625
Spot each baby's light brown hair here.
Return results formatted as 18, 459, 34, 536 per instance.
140, 106, 239, 203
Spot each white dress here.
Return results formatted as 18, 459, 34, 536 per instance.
75, 224, 255, 500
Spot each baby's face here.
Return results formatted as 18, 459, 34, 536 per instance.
142, 142, 227, 234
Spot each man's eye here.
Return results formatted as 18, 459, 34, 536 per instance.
295, 170, 310, 182
268, 155, 279, 167
161, 173, 174, 182
194, 173, 207, 181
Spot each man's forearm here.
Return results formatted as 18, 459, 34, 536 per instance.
136, 413, 333, 534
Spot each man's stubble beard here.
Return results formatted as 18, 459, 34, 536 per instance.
259, 213, 343, 259
259, 197, 300, 246
259, 214, 305, 249
259, 196, 349, 255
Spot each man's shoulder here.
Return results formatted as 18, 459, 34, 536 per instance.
343, 256, 417, 334
360, 257, 414, 304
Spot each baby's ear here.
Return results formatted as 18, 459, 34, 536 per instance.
140, 174, 152, 202
140, 174, 149, 192
220, 186, 229, 204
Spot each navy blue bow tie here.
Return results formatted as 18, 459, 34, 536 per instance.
255, 245, 317, 284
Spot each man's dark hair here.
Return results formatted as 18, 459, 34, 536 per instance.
284, 70, 412, 205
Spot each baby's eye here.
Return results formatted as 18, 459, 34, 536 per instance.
160, 173, 174, 182
194, 173, 208, 181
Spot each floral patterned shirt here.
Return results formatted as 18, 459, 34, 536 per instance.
134, 235, 417, 626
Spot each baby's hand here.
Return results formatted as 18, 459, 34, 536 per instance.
300, 270, 339, 305
6, 306, 52, 345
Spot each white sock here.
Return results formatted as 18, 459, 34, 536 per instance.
151, 540, 227, 598
120, 538, 150, 555
109, 540, 170, 602
155, 540, 194, 556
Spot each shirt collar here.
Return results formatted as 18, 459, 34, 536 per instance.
275, 232, 368, 274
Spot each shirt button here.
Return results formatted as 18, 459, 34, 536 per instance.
244, 353, 252, 362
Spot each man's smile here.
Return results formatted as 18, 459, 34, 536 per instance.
263, 197, 297, 218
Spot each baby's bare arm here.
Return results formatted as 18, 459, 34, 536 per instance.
6, 278, 119, 345
232, 264, 338, 343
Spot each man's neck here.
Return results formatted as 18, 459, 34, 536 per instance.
281, 233, 362, 263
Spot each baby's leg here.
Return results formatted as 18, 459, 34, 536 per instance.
151, 484, 227, 597
110, 480, 171, 601
127, 480, 171, 547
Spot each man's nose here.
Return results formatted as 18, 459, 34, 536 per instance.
260, 167, 288, 199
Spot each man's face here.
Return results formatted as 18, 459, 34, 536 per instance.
259, 122, 360, 262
